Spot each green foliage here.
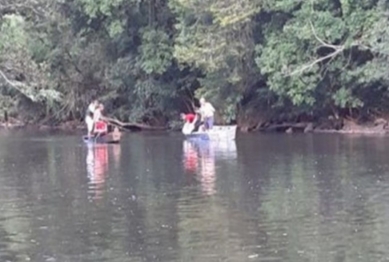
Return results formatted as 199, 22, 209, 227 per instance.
0, 14, 27, 50
0, 13, 62, 120
255, 0, 389, 120
1, 0, 389, 126
137, 27, 173, 75
171, 0, 261, 123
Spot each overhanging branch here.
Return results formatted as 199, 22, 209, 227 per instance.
0, 69, 37, 101
286, 0, 349, 76
288, 47, 344, 76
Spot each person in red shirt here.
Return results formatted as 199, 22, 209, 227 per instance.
181, 112, 199, 134
94, 104, 108, 135
181, 113, 196, 123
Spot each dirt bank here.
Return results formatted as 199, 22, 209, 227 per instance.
2, 116, 389, 135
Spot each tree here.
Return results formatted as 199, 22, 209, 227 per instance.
256, 0, 389, 119
170, 0, 262, 122
0, 10, 62, 121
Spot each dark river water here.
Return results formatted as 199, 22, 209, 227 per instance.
0, 131, 389, 262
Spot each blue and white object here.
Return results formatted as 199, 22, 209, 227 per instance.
183, 125, 237, 141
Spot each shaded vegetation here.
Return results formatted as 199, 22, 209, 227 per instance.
1, 0, 389, 130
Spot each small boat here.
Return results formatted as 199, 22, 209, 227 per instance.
184, 125, 237, 141
83, 127, 122, 144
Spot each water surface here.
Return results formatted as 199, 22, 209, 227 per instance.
0, 131, 389, 262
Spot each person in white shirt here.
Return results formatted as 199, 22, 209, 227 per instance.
85, 100, 99, 137
93, 104, 103, 122
199, 97, 215, 130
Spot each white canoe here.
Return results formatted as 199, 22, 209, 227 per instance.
183, 125, 237, 141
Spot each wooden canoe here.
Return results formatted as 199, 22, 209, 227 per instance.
83, 127, 122, 144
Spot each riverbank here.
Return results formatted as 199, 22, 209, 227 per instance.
257, 117, 389, 134
2, 117, 389, 135
0, 119, 83, 131
0, 118, 168, 132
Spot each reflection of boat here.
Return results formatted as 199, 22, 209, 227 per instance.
182, 139, 237, 195
184, 125, 237, 141
83, 127, 122, 144
189, 139, 237, 159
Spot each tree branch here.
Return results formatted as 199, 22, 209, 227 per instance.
0, 2, 43, 17
309, 21, 341, 50
285, 0, 349, 77
287, 47, 344, 76
0, 69, 27, 93
0, 69, 39, 101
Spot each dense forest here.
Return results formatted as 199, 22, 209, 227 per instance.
1, 0, 389, 131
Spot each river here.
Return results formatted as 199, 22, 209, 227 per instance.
0, 131, 388, 262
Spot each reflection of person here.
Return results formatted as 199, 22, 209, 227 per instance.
199, 97, 215, 130
183, 141, 199, 173
182, 140, 216, 195
199, 142, 216, 195
86, 144, 109, 200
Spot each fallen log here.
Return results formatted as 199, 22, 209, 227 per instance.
101, 116, 168, 131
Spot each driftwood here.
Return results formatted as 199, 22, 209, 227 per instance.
101, 117, 167, 131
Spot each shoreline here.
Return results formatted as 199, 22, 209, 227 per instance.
1, 119, 389, 136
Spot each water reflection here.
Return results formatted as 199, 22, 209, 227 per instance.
86, 144, 121, 200
198, 142, 216, 195
182, 140, 199, 174
4, 133, 389, 261
183, 140, 237, 195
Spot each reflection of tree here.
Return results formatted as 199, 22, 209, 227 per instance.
0, 135, 134, 261
111, 144, 121, 168
3, 133, 389, 261
178, 140, 247, 260
121, 135, 183, 261
249, 135, 389, 261
0, 211, 30, 262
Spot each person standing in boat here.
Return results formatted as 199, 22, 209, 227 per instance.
199, 97, 215, 130
85, 100, 99, 137
93, 103, 108, 136
193, 108, 203, 132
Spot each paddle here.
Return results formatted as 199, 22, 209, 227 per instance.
94, 131, 102, 142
